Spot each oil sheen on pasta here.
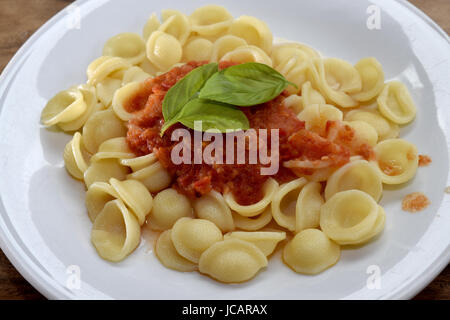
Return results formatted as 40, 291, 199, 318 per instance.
125, 61, 374, 205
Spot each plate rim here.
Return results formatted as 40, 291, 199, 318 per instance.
0, 0, 448, 300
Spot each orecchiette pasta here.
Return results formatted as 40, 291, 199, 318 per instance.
377, 81, 416, 124
146, 31, 182, 71
159, 10, 191, 46
295, 181, 323, 232
300, 81, 326, 108
155, 230, 197, 272
41, 87, 87, 126
282, 94, 303, 114
90, 137, 134, 162
91, 199, 141, 262
283, 229, 340, 274
189, 5, 233, 37
112, 82, 142, 121
103, 33, 146, 65
126, 161, 172, 193
232, 207, 272, 231
210, 35, 247, 62
271, 42, 320, 75
63, 132, 90, 180
193, 191, 234, 233
120, 153, 157, 172
143, 13, 161, 41
297, 104, 343, 135
324, 159, 383, 201
84, 159, 129, 188
271, 178, 308, 231
344, 120, 379, 147
220, 45, 272, 67
344, 109, 399, 141
58, 85, 101, 132
86, 182, 119, 222
199, 238, 267, 283
96, 77, 122, 107
148, 188, 193, 231
171, 218, 223, 263
229, 16, 273, 54
109, 178, 153, 225
351, 57, 385, 102
320, 190, 383, 245
224, 231, 286, 256
374, 138, 418, 184
323, 58, 362, 93
224, 178, 278, 217
82, 109, 127, 154
121, 66, 150, 85
182, 37, 213, 62
87, 56, 130, 86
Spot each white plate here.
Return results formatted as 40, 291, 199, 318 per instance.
0, 0, 449, 300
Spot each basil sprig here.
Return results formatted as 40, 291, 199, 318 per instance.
199, 62, 295, 106
161, 62, 294, 136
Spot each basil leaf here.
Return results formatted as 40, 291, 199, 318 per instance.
161, 98, 249, 135
162, 62, 218, 121
199, 62, 292, 106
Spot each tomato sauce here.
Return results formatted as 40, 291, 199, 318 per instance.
125, 61, 373, 205
402, 192, 430, 212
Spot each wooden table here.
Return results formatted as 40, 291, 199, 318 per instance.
0, 0, 448, 300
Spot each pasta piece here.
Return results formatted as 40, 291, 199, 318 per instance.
295, 181, 324, 232
82, 109, 127, 154
344, 120, 378, 147
324, 159, 383, 201
320, 190, 381, 245
122, 66, 150, 85
283, 62, 311, 94
283, 229, 340, 274
138, 58, 160, 76
224, 231, 286, 256
193, 190, 234, 233
297, 104, 343, 135
171, 218, 223, 263
224, 178, 278, 217
282, 94, 303, 114
272, 42, 319, 73
96, 78, 122, 107
189, 5, 233, 37
323, 58, 362, 93
309, 59, 358, 108
344, 109, 399, 141
155, 230, 197, 272
126, 161, 172, 192
87, 56, 130, 86
232, 207, 272, 231
58, 85, 101, 132
41, 87, 86, 126
377, 81, 416, 124
85, 182, 119, 222
112, 81, 142, 121
63, 132, 90, 180
84, 159, 129, 188
103, 33, 146, 65
109, 178, 153, 225
159, 10, 191, 46
142, 13, 161, 41
220, 45, 272, 67
146, 31, 182, 71
229, 16, 273, 54
211, 35, 247, 62
374, 139, 418, 184
91, 199, 140, 262
351, 57, 385, 102
120, 153, 157, 172
301, 81, 326, 107
182, 37, 213, 62
148, 188, 193, 231
271, 178, 308, 231
199, 239, 267, 283
90, 137, 135, 162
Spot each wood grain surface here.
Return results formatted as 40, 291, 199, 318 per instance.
0, 0, 448, 300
